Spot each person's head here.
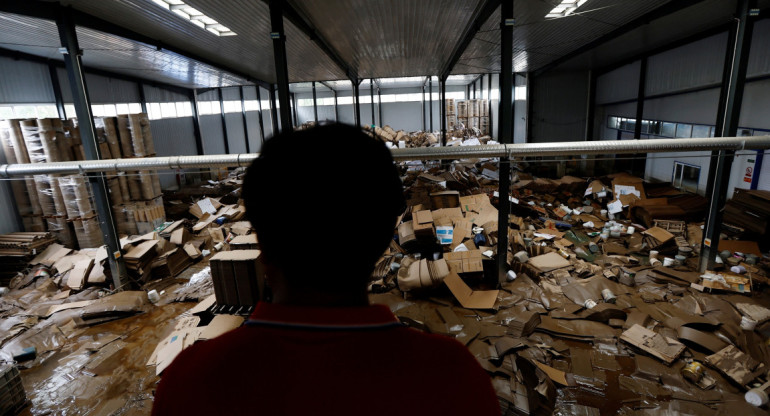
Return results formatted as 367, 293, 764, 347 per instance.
243, 123, 405, 304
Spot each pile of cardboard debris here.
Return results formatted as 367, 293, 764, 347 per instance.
368, 162, 770, 414
365, 124, 495, 148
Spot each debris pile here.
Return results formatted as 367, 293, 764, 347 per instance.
368, 161, 770, 414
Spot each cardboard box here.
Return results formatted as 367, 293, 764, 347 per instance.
230, 234, 258, 250
398, 221, 416, 245
412, 210, 435, 237
444, 250, 484, 273
431, 207, 464, 226
210, 250, 265, 307
430, 191, 461, 209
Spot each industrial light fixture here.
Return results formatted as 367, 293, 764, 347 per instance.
151, 0, 237, 36
545, 0, 589, 19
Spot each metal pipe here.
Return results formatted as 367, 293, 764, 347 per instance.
3, 136, 769, 177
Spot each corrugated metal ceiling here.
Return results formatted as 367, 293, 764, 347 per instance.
63, 0, 344, 83
0, 12, 249, 88
289, 0, 485, 79
453, 0, 675, 74
1, 0, 765, 89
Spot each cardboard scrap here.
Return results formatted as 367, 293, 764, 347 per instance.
443, 271, 498, 309
705, 345, 765, 386
620, 324, 685, 364
528, 252, 571, 273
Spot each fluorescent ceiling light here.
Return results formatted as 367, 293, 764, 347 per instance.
545, 0, 589, 19
152, 0, 237, 36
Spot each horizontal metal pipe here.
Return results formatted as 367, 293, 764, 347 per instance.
1, 136, 769, 177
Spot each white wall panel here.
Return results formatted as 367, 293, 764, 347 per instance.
0, 57, 55, 104
530, 71, 589, 143
149, 117, 197, 189
200, 114, 225, 154
738, 78, 770, 130
596, 61, 640, 105
144, 85, 188, 102
645, 33, 727, 96
597, 102, 636, 140
747, 19, 770, 77
643, 88, 720, 125
224, 113, 247, 154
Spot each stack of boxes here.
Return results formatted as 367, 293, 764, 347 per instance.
451, 99, 490, 135
210, 250, 266, 309
0, 113, 166, 249
445, 98, 456, 130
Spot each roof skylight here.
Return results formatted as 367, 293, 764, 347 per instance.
545, 0, 589, 19
152, 0, 237, 36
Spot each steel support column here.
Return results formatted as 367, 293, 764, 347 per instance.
138, 82, 148, 114
631, 56, 648, 176
585, 70, 596, 141
352, 79, 361, 128
269, 0, 292, 132
333, 89, 339, 122
240, 86, 251, 153
700, 0, 756, 272
312, 81, 318, 123
429, 79, 434, 132
190, 89, 204, 155
48, 63, 66, 119
269, 85, 279, 135
55, 8, 128, 290
291, 93, 298, 127
421, 82, 426, 131
255, 86, 266, 143
370, 79, 375, 126
496, 0, 514, 284
218, 88, 230, 154
378, 87, 383, 127
488, 73, 493, 138
440, 78, 447, 146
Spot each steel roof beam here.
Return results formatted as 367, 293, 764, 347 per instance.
0, 1, 272, 89
271, 0, 358, 81
440, 0, 500, 80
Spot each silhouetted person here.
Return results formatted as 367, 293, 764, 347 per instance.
152, 124, 499, 415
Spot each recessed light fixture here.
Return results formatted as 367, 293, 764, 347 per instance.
151, 0, 237, 36
545, 0, 589, 19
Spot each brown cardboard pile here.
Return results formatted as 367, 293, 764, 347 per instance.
372, 163, 770, 413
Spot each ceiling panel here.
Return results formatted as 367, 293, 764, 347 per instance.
290, 0, 485, 79
63, 0, 345, 83
0, 12, 248, 88
454, 0, 674, 74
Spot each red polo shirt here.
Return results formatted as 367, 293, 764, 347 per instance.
152, 303, 499, 415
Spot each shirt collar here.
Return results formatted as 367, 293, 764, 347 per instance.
249, 302, 399, 327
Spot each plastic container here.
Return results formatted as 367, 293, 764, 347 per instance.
147, 289, 160, 303
506, 270, 517, 281
663, 257, 674, 267
601, 289, 616, 304
674, 255, 686, 266
584, 299, 597, 309
745, 387, 769, 407
649, 250, 659, 259
730, 265, 747, 274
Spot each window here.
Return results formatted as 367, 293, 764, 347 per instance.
243, 100, 260, 111
223, 100, 241, 113
692, 125, 710, 138
660, 122, 676, 137
672, 162, 700, 193
148, 103, 162, 120
675, 123, 692, 138
160, 102, 177, 118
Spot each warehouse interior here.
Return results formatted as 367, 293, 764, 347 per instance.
1, 0, 770, 414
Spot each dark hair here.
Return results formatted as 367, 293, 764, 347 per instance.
243, 123, 405, 292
